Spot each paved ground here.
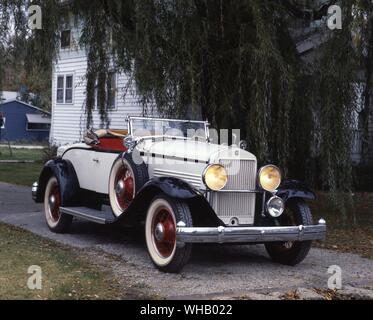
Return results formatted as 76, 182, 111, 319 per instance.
0, 182, 372, 299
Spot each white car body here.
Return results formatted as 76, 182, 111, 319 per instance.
60, 135, 257, 225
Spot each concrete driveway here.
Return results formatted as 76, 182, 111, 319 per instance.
0, 181, 372, 299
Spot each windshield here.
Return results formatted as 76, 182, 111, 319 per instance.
128, 117, 208, 141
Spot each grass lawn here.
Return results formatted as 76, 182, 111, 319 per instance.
0, 147, 44, 161
0, 222, 129, 300
0, 147, 44, 186
0, 162, 43, 186
310, 192, 373, 259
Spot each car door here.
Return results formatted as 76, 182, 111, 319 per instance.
63, 147, 97, 192
90, 151, 120, 194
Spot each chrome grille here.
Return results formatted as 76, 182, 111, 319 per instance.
211, 159, 257, 225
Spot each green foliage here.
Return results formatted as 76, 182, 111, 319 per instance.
0, 0, 363, 198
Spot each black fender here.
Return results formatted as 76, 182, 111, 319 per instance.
120, 177, 224, 227
276, 180, 315, 202
35, 158, 80, 206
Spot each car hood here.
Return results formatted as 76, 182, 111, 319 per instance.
139, 139, 256, 163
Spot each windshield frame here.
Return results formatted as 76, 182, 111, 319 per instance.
126, 116, 210, 142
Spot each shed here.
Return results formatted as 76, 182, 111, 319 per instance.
0, 100, 51, 142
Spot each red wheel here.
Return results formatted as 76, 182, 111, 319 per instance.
114, 164, 135, 210
151, 206, 176, 258
44, 176, 72, 233
109, 154, 148, 217
145, 194, 193, 273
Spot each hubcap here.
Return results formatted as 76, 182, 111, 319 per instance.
155, 223, 165, 241
49, 195, 56, 212
115, 180, 125, 198
152, 208, 176, 258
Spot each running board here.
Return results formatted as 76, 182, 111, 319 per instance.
60, 206, 117, 224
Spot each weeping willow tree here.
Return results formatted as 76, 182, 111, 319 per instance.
0, 0, 60, 109
0, 0, 362, 198
74, 0, 300, 171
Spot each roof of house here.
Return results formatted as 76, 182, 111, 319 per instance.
0, 99, 51, 115
26, 113, 51, 124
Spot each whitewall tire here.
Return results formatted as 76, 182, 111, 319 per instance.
145, 194, 192, 273
109, 154, 148, 217
44, 176, 72, 233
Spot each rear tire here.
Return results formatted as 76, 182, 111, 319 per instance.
44, 176, 72, 233
145, 194, 192, 273
265, 199, 313, 266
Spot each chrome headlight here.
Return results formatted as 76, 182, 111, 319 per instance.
203, 164, 228, 191
267, 196, 285, 218
258, 165, 282, 192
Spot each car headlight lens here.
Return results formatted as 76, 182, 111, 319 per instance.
267, 196, 285, 218
203, 164, 228, 191
258, 165, 281, 192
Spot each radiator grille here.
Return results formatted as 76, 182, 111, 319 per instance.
211, 159, 257, 225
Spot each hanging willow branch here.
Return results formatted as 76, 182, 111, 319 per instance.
0, 0, 363, 202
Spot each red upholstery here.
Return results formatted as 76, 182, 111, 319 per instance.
93, 137, 127, 152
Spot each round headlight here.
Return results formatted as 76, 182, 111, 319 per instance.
203, 164, 228, 191
258, 165, 282, 192
267, 196, 285, 218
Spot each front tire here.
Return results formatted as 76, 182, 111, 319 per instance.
145, 194, 192, 273
265, 199, 313, 266
44, 176, 72, 233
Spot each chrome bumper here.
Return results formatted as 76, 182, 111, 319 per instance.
31, 182, 38, 201
176, 219, 326, 244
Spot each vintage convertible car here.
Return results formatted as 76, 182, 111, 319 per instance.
32, 116, 326, 272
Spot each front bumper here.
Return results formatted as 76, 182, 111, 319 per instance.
176, 219, 326, 244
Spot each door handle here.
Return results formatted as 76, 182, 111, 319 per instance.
92, 158, 99, 163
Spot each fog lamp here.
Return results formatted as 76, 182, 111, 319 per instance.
267, 196, 285, 218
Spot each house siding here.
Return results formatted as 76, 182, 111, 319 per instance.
50, 18, 155, 146
50, 48, 153, 145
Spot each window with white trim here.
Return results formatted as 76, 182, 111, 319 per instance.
56, 75, 74, 104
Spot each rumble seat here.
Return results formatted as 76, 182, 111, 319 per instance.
84, 129, 128, 152
94, 129, 128, 138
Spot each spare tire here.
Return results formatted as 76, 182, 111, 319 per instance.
109, 153, 148, 217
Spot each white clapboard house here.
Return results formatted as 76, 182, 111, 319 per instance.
50, 11, 155, 146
